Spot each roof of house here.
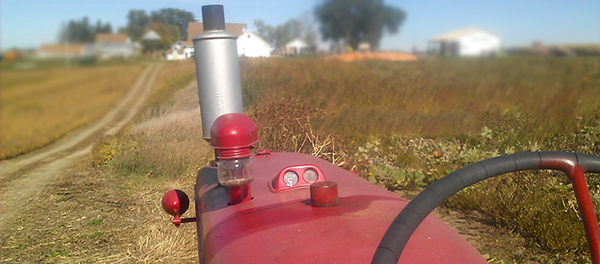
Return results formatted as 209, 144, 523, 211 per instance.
95, 33, 128, 44
430, 27, 497, 42
285, 38, 308, 48
173, 40, 194, 47
187, 22, 247, 41
239, 31, 271, 47
142, 30, 161, 40
38, 43, 83, 54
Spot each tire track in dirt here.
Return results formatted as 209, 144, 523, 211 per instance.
0, 65, 157, 178
0, 64, 162, 229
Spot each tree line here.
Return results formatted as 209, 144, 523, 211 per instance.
58, 8, 196, 45
254, 14, 318, 53
315, 0, 405, 50
253, 0, 405, 52
58, 17, 113, 43
58, 0, 406, 52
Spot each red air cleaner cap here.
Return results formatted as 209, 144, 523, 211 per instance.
210, 113, 259, 159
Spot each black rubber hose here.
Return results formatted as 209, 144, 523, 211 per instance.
372, 151, 600, 264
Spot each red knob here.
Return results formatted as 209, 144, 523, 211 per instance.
161, 189, 190, 216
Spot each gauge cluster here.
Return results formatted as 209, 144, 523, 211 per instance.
269, 165, 326, 192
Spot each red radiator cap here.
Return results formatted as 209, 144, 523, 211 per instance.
310, 181, 339, 207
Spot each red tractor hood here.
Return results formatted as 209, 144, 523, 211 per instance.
194, 152, 486, 263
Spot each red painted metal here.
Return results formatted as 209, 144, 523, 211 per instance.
210, 113, 258, 159
162, 189, 191, 227
539, 158, 600, 264
194, 152, 486, 263
228, 185, 252, 205
162, 189, 190, 217
255, 149, 272, 157
571, 165, 600, 264
310, 181, 339, 207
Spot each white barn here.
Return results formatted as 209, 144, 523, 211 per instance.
168, 41, 194, 60
237, 31, 271, 58
93, 33, 135, 59
285, 39, 307, 55
166, 49, 186, 60
428, 28, 501, 56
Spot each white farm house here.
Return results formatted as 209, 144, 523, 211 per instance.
429, 28, 500, 56
237, 31, 271, 58
166, 41, 194, 60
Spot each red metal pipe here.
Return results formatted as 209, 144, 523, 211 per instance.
540, 158, 600, 264
570, 164, 600, 263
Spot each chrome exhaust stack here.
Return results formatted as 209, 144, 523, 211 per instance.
192, 5, 244, 140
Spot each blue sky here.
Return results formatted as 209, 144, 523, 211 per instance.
1, 0, 598, 51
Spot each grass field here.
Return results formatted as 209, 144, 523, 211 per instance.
240, 57, 600, 261
66, 57, 600, 262
91, 59, 208, 178
0, 60, 206, 263
0, 63, 143, 160
242, 57, 600, 138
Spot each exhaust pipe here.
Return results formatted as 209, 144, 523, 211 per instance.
192, 5, 244, 140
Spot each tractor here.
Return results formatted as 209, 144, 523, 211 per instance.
161, 5, 600, 263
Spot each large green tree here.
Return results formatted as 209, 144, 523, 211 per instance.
125, 8, 196, 42
254, 17, 317, 51
314, 0, 405, 50
147, 22, 181, 48
150, 8, 197, 40
254, 20, 275, 45
125, 10, 150, 41
58, 17, 112, 43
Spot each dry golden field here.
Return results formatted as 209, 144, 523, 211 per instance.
3, 57, 598, 263
0, 64, 143, 160
240, 57, 600, 261
0, 60, 207, 263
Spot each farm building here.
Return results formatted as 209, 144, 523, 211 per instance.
428, 28, 500, 56
37, 44, 84, 59
142, 30, 162, 41
237, 31, 271, 57
141, 30, 164, 58
187, 22, 246, 40
95, 33, 129, 44
168, 41, 194, 60
93, 33, 135, 59
285, 39, 308, 55
186, 22, 272, 58
37, 33, 136, 60
166, 49, 186, 60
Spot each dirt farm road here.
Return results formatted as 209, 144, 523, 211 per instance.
0, 64, 161, 229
